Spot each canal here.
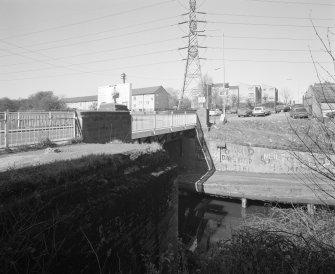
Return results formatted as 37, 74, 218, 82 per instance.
179, 191, 271, 251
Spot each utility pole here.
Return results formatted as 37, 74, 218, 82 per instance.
178, 0, 206, 109
222, 32, 226, 118
121, 73, 126, 84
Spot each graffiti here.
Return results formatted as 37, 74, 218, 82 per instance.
211, 142, 334, 174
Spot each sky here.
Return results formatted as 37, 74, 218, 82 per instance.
1, 0, 335, 103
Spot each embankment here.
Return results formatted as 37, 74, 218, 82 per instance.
0, 144, 178, 273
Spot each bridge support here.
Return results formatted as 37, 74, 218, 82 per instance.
241, 197, 247, 208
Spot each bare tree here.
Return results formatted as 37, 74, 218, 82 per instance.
289, 23, 335, 202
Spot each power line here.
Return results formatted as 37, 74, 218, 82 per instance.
1, 0, 177, 40
0, 48, 179, 75
24, 15, 181, 48
207, 20, 334, 29
3, 37, 181, 67
0, 24, 179, 58
208, 46, 324, 53
205, 12, 335, 22
0, 59, 182, 82
247, 0, 335, 7
207, 58, 333, 64
207, 34, 330, 41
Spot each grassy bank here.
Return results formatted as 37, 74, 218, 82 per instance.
182, 207, 335, 274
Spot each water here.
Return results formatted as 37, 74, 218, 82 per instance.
179, 191, 270, 251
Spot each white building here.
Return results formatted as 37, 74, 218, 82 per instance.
131, 86, 169, 112
98, 83, 132, 109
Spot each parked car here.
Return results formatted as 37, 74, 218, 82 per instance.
283, 105, 291, 112
237, 108, 252, 117
275, 105, 285, 113
252, 106, 267, 116
290, 107, 309, 119
230, 108, 238, 114
326, 110, 335, 118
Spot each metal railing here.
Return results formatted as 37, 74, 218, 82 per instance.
0, 111, 77, 148
132, 111, 197, 134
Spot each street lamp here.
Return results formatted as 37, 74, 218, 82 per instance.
286, 78, 300, 104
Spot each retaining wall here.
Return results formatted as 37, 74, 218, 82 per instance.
207, 140, 334, 174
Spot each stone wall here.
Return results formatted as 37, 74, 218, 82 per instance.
0, 150, 177, 273
81, 111, 131, 143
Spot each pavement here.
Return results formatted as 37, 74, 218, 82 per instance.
179, 170, 335, 206
0, 143, 159, 172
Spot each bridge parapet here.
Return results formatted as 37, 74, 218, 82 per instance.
131, 111, 197, 139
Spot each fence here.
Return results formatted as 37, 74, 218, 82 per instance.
132, 111, 197, 133
0, 111, 77, 148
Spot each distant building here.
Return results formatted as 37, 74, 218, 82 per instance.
131, 86, 169, 112
261, 84, 278, 103
238, 84, 262, 106
304, 82, 335, 117
63, 95, 98, 110
64, 85, 169, 112
98, 83, 132, 109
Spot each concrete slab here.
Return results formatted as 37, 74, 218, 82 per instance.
203, 171, 335, 205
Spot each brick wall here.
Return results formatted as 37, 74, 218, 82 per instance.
81, 111, 131, 143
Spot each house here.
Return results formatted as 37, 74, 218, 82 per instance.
63, 85, 169, 112
131, 86, 169, 112
304, 82, 335, 117
63, 95, 98, 110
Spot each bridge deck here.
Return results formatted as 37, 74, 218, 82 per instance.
179, 171, 335, 206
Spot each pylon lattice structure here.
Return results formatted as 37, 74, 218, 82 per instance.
178, 0, 205, 109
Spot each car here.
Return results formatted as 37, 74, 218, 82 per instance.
275, 105, 285, 113
252, 106, 267, 116
237, 108, 252, 117
283, 105, 291, 112
326, 110, 335, 118
290, 107, 309, 119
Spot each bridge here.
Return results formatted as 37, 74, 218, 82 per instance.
0, 111, 197, 148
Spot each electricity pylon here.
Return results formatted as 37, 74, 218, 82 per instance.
178, 0, 206, 109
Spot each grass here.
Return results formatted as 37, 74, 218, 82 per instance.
209, 114, 335, 152
181, 206, 335, 274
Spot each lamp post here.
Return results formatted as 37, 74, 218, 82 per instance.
287, 78, 300, 104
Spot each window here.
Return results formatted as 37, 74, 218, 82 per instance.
133, 97, 136, 100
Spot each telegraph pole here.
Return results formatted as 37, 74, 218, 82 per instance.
121, 73, 126, 84
178, 0, 206, 109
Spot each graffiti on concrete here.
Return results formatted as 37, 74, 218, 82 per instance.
210, 142, 330, 174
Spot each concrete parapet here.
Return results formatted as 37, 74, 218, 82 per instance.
81, 111, 131, 143
196, 108, 210, 131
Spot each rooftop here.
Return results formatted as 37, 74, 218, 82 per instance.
63, 95, 97, 103
132, 86, 165, 95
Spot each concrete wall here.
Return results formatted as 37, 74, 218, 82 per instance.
206, 141, 333, 174
0, 150, 178, 273
81, 111, 131, 143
